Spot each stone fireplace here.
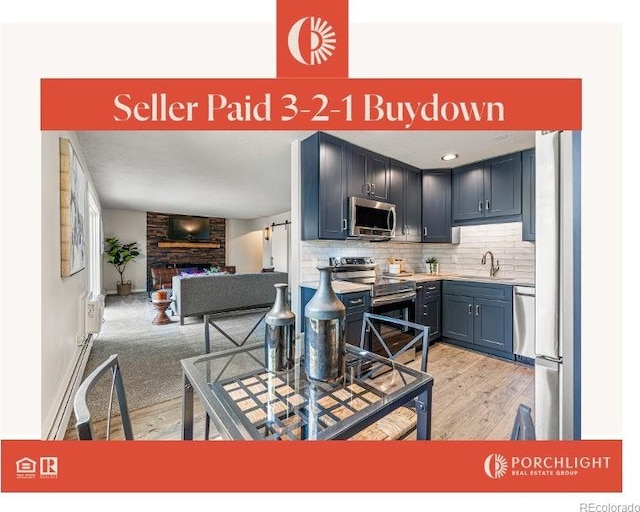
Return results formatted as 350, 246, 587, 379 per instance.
146, 211, 226, 291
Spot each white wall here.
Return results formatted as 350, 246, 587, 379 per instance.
102, 209, 147, 294
225, 219, 263, 273
40, 131, 100, 435
300, 222, 535, 284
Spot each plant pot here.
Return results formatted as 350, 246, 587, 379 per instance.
117, 281, 132, 296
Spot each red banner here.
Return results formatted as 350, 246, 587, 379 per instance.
40, 78, 581, 131
1, 439, 621, 493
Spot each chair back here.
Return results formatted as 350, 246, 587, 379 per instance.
360, 312, 430, 373
74, 354, 134, 440
510, 403, 536, 440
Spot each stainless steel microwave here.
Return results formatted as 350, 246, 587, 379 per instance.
349, 197, 396, 240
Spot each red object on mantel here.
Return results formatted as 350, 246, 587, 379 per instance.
1, 439, 621, 493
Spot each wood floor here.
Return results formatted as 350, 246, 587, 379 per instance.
65, 341, 534, 441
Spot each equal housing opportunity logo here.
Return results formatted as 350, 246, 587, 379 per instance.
483, 453, 612, 479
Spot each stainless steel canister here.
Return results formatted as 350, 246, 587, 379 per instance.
264, 283, 295, 372
304, 266, 346, 382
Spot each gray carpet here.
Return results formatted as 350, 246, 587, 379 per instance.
76, 292, 267, 423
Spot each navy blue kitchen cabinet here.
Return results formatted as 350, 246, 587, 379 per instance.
442, 280, 514, 359
452, 151, 522, 226
521, 148, 535, 241
339, 291, 370, 347
390, 159, 422, 242
347, 144, 390, 202
301, 132, 348, 240
300, 286, 369, 348
422, 170, 452, 243
442, 293, 475, 343
416, 281, 442, 343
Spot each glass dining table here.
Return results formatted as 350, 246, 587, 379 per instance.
181, 339, 434, 441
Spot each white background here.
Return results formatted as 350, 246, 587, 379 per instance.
0, 0, 637, 508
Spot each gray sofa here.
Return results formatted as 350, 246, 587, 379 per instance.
171, 272, 288, 324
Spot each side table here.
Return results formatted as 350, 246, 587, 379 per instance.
151, 299, 173, 325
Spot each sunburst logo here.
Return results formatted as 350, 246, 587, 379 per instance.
287, 16, 336, 66
484, 453, 508, 479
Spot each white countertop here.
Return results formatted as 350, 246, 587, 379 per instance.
394, 273, 535, 287
300, 273, 534, 292
300, 280, 371, 293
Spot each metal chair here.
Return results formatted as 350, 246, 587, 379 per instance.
349, 313, 430, 441
74, 354, 134, 440
510, 403, 536, 440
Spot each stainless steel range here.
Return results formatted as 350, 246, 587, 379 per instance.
329, 257, 416, 306
330, 257, 418, 361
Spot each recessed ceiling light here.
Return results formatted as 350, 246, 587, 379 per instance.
441, 153, 459, 161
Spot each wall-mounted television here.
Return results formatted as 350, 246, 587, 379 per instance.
168, 216, 210, 241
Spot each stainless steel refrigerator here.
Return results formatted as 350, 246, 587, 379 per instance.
534, 130, 581, 440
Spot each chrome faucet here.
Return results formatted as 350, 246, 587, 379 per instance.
481, 251, 500, 277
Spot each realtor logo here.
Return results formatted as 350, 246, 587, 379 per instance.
276, 0, 348, 78
288, 17, 336, 66
40, 457, 58, 478
484, 453, 508, 479
16, 457, 37, 478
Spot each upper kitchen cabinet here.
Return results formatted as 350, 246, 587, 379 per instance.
452, 151, 523, 226
422, 170, 452, 243
301, 132, 349, 241
521, 148, 535, 241
347, 144, 390, 202
389, 159, 422, 242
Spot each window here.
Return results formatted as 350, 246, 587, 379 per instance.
87, 192, 102, 297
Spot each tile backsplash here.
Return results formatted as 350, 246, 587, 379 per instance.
300, 222, 534, 283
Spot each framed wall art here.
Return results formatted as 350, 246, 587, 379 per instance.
60, 138, 87, 277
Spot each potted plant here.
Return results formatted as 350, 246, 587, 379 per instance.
426, 257, 439, 275
105, 237, 140, 296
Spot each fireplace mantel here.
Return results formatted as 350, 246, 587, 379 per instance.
158, 241, 221, 249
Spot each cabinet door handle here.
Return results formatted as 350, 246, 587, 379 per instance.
485, 200, 490, 211
416, 286, 423, 291
479, 201, 483, 212
424, 306, 428, 315
342, 218, 347, 231
427, 286, 437, 291
468, 304, 472, 315
371, 183, 376, 195
349, 298, 364, 306
475, 305, 480, 316
423, 227, 428, 237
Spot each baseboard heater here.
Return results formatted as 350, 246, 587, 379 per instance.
44, 336, 94, 440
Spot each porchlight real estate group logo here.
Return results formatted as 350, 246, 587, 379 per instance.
277, 0, 348, 78
287, 16, 336, 66
483, 453, 612, 479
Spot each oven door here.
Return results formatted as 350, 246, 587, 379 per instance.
367, 292, 417, 362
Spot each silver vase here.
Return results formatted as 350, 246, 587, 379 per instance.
264, 283, 295, 373
304, 266, 346, 382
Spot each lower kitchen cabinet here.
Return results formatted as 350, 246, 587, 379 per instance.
300, 286, 369, 348
338, 291, 369, 347
416, 281, 441, 343
442, 281, 514, 359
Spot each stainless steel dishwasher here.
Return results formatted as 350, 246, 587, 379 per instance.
513, 286, 535, 363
